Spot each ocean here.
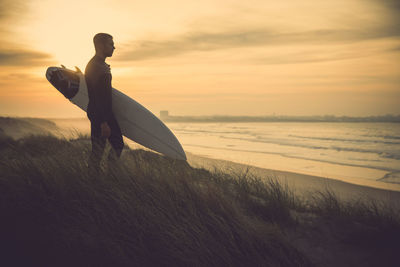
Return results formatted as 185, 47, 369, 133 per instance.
51, 119, 400, 189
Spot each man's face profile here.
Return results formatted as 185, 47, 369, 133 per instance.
103, 38, 115, 57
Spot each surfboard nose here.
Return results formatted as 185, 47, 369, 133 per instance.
45, 67, 58, 81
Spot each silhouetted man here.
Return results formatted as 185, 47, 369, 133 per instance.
85, 33, 124, 172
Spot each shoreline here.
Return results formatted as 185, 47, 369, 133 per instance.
123, 140, 400, 199
44, 119, 400, 202
48, 119, 400, 187
185, 151, 400, 206
182, 143, 392, 183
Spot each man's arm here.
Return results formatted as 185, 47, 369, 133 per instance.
94, 67, 113, 138
95, 69, 113, 124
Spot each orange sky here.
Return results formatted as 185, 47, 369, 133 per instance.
0, 0, 399, 118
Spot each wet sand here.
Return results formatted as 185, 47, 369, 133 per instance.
186, 152, 400, 207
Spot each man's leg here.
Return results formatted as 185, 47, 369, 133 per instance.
88, 120, 106, 173
107, 116, 124, 164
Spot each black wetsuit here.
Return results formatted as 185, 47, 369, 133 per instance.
85, 55, 124, 169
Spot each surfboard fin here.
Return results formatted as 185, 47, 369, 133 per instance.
75, 66, 83, 73
61, 64, 66, 69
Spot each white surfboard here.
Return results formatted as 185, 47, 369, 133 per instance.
45, 66, 186, 160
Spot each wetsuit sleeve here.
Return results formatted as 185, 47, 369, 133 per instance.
95, 72, 113, 123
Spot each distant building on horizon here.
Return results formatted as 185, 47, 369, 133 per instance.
160, 110, 169, 120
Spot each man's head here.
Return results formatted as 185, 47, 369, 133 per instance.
93, 33, 115, 58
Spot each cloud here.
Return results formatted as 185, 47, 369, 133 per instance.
0, 72, 45, 88
378, 0, 400, 10
115, 0, 400, 62
0, 0, 25, 37
370, 0, 400, 27
0, 49, 54, 66
0, 72, 41, 81
389, 45, 400, 52
0, 0, 50, 67
117, 25, 400, 62
0, 0, 28, 21
250, 45, 400, 65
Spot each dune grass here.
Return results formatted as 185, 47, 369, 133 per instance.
306, 188, 400, 249
0, 134, 399, 266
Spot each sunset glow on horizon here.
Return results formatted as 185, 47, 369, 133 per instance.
0, 0, 399, 118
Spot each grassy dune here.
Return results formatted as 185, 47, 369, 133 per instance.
0, 117, 58, 139
0, 131, 399, 266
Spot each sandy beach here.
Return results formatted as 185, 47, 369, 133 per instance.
186, 152, 400, 206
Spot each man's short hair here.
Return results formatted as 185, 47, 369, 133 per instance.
93, 33, 113, 51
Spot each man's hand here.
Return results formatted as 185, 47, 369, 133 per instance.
101, 122, 111, 138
